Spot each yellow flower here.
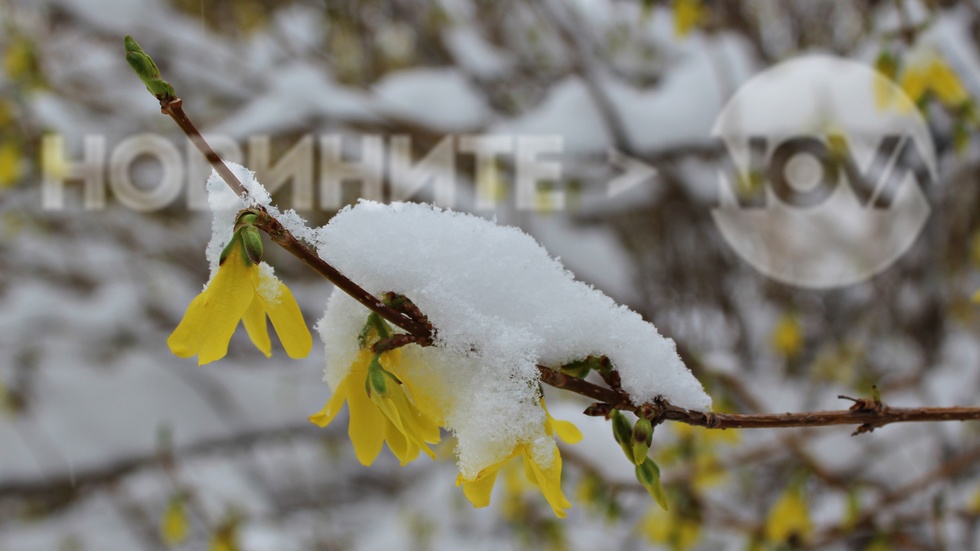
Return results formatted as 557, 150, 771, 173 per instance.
765, 486, 813, 543
639, 505, 701, 551
880, 52, 971, 112
3, 37, 34, 81
160, 495, 188, 546
899, 64, 929, 106
209, 520, 239, 551
771, 313, 804, 359
673, 0, 705, 38
927, 61, 967, 107
309, 348, 441, 466
456, 401, 582, 518
0, 141, 22, 189
167, 236, 312, 365
969, 482, 980, 514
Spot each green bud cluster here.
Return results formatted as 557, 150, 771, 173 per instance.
610, 409, 668, 510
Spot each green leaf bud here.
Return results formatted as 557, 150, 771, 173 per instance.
636, 458, 669, 511
123, 35, 175, 100
610, 409, 639, 464
632, 417, 654, 463
240, 226, 264, 265
366, 356, 388, 397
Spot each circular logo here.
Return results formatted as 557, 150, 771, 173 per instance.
711, 55, 936, 289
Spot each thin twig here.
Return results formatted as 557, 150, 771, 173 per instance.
537, 365, 980, 430
161, 98, 245, 197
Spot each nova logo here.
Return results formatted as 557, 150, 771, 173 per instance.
712, 55, 936, 289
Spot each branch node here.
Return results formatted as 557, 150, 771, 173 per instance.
703, 412, 721, 429
583, 402, 613, 417
372, 334, 423, 354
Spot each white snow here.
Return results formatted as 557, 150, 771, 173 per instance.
204, 168, 249, 276
311, 200, 710, 477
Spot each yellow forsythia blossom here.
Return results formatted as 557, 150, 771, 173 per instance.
929, 61, 969, 106
160, 496, 188, 546
673, 0, 704, 38
0, 142, 22, 189
639, 506, 701, 551
309, 349, 441, 466
877, 50, 971, 112
456, 401, 582, 518
3, 37, 34, 81
209, 523, 239, 551
969, 482, 980, 514
167, 237, 312, 365
765, 486, 813, 543
771, 313, 804, 359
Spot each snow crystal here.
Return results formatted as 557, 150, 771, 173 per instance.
206, 162, 323, 263
256, 263, 282, 303
205, 167, 249, 276
314, 201, 711, 477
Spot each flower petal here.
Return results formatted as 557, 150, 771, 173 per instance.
166, 290, 211, 358
374, 388, 437, 459
241, 297, 271, 357
383, 415, 417, 465
460, 469, 500, 509
522, 445, 571, 518
346, 375, 386, 466
550, 418, 583, 445
168, 250, 254, 365
259, 280, 312, 359
308, 378, 349, 428
542, 398, 583, 444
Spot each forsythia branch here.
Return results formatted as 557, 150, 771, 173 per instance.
538, 365, 980, 432
139, 43, 980, 435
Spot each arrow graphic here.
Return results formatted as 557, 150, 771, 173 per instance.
607, 148, 657, 197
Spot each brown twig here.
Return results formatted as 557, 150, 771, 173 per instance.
160, 98, 246, 197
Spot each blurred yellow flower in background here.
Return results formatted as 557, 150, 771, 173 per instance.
765, 485, 813, 544
876, 48, 972, 112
